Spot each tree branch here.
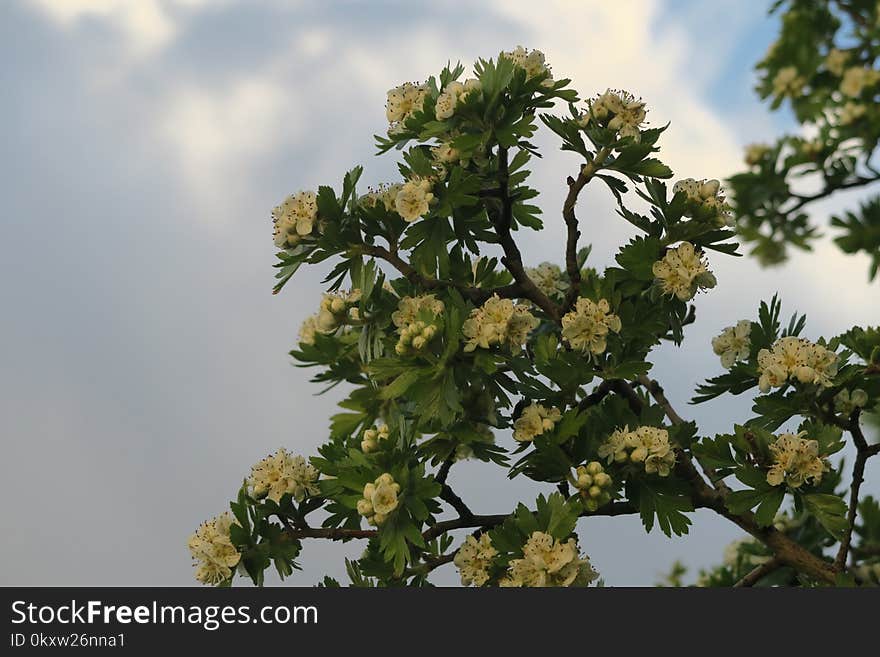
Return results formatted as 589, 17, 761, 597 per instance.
490, 147, 562, 320
358, 243, 523, 304
835, 409, 878, 570
784, 173, 880, 216
733, 557, 782, 587
629, 376, 837, 583
284, 501, 639, 545
440, 484, 474, 520
562, 146, 612, 311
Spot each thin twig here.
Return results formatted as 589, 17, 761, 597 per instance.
734, 557, 782, 587
359, 244, 523, 303
489, 147, 561, 320
835, 409, 878, 570
284, 502, 639, 545
562, 146, 612, 311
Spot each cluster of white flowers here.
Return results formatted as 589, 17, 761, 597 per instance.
502, 46, 552, 81
757, 336, 838, 392
652, 242, 717, 302
394, 179, 435, 222
453, 533, 497, 586
582, 89, 647, 142
188, 512, 241, 586
513, 402, 562, 442
711, 320, 752, 369
272, 191, 319, 249
462, 294, 539, 352
771, 66, 805, 98
573, 461, 613, 512
766, 431, 829, 488
360, 183, 403, 212
435, 78, 482, 120
560, 297, 621, 355
499, 532, 598, 587
840, 66, 880, 97
361, 424, 390, 453
299, 289, 362, 344
248, 448, 320, 503
825, 48, 849, 76
673, 178, 734, 227
526, 262, 566, 298
598, 425, 676, 477
834, 388, 869, 415
357, 473, 400, 526
391, 294, 444, 355
744, 143, 771, 166
386, 82, 428, 132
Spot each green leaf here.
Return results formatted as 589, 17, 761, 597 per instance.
615, 236, 661, 281
380, 369, 422, 400
634, 479, 693, 537
755, 487, 786, 527
802, 493, 849, 539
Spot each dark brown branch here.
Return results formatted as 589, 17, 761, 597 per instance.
786, 173, 880, 215
577, 379, 614, 411
630, 376, 836, 583
490, 147, 562, 321
440, 484, 474, 520
358, 243, 523, 303
562, 146, 612, 311
435, 456, 454, 486
734, 557, 782, 587
284, 502, 639, 545
637, 374, 685, 425
835, 409, 878, 570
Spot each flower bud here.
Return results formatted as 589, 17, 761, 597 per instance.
577, 474, 593, 489
363, 483, 376, 498
412, 336, 426, 350
377, 473, 394, 486
851, 389, 868, 407
588, 485, 602, 499
356, 499, 373, 516
586, 461, 603, 476
331, 298, 346, 314
593, 472, 611, 488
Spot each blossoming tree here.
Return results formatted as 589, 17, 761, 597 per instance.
188, 41, 880, 588
731, 0, 880, 279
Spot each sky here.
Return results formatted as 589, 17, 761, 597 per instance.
1, 0, 878, 587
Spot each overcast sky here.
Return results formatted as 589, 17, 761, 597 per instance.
2, 0, 877, 587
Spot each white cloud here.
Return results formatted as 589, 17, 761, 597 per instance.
28, 0, 177, 55
160, 77, 298, 213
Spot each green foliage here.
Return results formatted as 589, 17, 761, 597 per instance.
192, 42, 880, 589
730, 0, 880, 278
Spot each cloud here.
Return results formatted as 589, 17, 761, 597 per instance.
4, 0, 877, 588
27, 0, 178, 55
